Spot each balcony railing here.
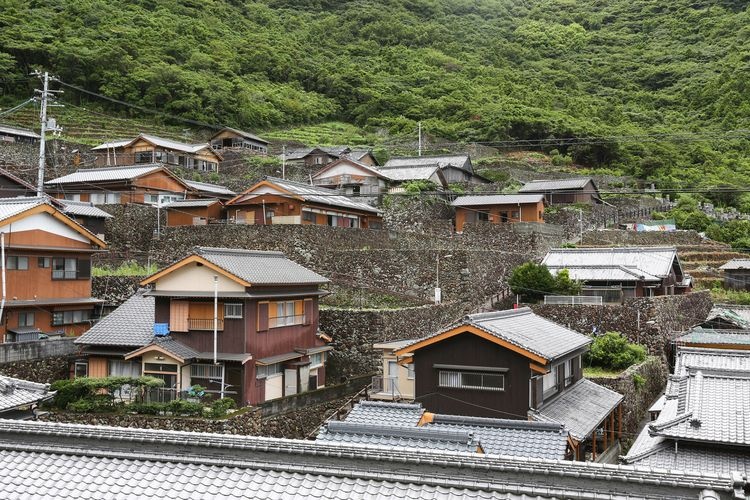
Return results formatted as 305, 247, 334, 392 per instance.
369, 375, 401, 400
188, 318, 224, 331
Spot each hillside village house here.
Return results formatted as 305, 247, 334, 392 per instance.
311, 157, 390, 197
46, 164, 226, 206
0, 124, 40, 144
0, 197, 106, 343
209, 127, 269, 153
181, 178, 235, 200
75, 247, 331, 405
542, 246, 692, 302
719, 259, 750, 290
283, 147, 378, 168
0, 168, 36, 197
519, 177, 602, 205
91, 133, 222, 172
370, 340, 415, 401
393, 308, 623, 461
382, 154, 487, 185
225, 176, 382, 229
164, 199, 223, 227
451, 194, 546, 232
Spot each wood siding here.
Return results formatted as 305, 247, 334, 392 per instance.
454, 201, 545, 232
166, 204, 222, 226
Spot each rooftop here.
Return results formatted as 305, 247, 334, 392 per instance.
0, 419, 741, 500
163, 198, 221, 208
56, 199, 114, 219
451, 194, 545, 207
518, 177, 595, 192
45, 164, 166, 185
0, 123, 41, 139
211, 126, 268, 144
0, 376, 54, 413
383, 155, 472, 172
75, 290, 155, 347
720, 259, 750, 271
542, 246, 682, 281
181, 178, 235, 196
676, 327, 750, 348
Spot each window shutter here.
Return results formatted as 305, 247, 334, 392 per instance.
257, 302, 269, 332
77, 259, 91, 279
170, 300, 189, 332
303, 298, 313, 326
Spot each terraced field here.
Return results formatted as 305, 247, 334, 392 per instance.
676, 244, 748, 290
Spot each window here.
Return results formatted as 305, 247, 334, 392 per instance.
256, 362, 283, 379
477, 212, 490, 222
154, 151, 167, 163
135, 151, 153, 163
64, 194, 81, 201
407, 363, 415, 380
542, 369, 558, 398
302, 211, 315, 223
511, 210, 520, 219
52, 258, 90, 279
18, 312, 34, 327
52, 309, 92, 326
38, 257, 50, 268
7, 256, 28, 270
90, 192, 120, 204
108, 360, 141, 377
74, 361, 88, 378
500, 212, 509, 222
438, 370, 504, 391
144, 363, 178, 373
309, 352, 325, 368
564, 358, 577, 387
224, 303, 243, 319
270, 300, 304, 328
191, 363, 223, 379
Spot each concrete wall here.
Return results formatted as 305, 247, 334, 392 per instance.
258, 373, 371, 417
0, 338, 77, 364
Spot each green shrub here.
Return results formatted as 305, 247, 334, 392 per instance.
508, 262, 557, 301
586, 332, 646, 370
50, 379, 90, 410
209, 398, 237, 418
128, 402, 166, 415
168, 399, 204, 416
632, 373, 646, 390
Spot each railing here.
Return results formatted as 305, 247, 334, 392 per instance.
544, 295, 603, 305
188, 318, 224, 331
369, 375, 401, 399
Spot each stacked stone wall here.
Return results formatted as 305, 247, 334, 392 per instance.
582, 229, 703, 247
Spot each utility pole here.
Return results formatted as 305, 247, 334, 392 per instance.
32, 70, 62, 196
418, 121, 422, 157
282, 144, 286, 180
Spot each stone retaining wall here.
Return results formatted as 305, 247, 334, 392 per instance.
92, 276, 143, 307
531, 291, 712, 356
588, 356, 667, 452
321, 302, 467, 380
0, 355, 73, 383
581, 229, 703, 247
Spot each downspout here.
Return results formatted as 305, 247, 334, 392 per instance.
213, 276, 218, 365
0, 232, 5, 344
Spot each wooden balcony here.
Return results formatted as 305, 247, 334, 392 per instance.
188, 318, 224, 331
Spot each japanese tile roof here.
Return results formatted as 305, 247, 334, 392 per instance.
376, 165, 440, 181
211, 126, 268, 144
676, 327, 750, 347
181, 179, 235, 196
346, 150, 374, 162
675, 347, 750, 373
127, 336, 200, 361
75, 290, 155, 347
163, 198, 221, 208
0, 376, 54, 413
0, 420, 740, 500
719, 259, 750, 271
451, 194, 545, 206
344, 401, 425, 427
56, 199, 114, 218
0, 123, 40, 139
0, 197, 47, 222
232, 176, 381, 214
192, 246, 330, 285
542, 247, 681, 281
317, 421, 481, 453
401, 308, 591, 363
312, 157, 388, 181
623, 438, 750, 476
384, 155, 472, 172
519, 177, 595, 192
0, 168, 35, 191
701, 306, 750, 329
426, 414, 568, 460
531, 378, 623, 441
90, 138, 134, 150
131, 133, 213, 154
372, 339, 415, 351
45, 164, 165, 185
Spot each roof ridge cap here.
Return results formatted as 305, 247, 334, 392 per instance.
465, 307, 532, 322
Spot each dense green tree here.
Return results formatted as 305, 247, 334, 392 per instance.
508, 262, 557, 302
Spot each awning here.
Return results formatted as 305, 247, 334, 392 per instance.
7, 327, 43, 335
255, 351, 304, 366
7, 298, 103, 307
194, 352, 253, 364
295, 345, 333, 355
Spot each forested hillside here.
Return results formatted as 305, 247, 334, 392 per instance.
1, 0, 749, 202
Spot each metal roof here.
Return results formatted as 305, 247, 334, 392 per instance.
133, 133, 213, 154
45, 164, 164, 185
402, 308, 591, 363
377, 165, 440, 181
676, 327, 750, 347
75, 290, 155, 347
675, 347, 750, 373
182, 179, 235, 196
90, 138, 132, 150
451, 194, 544, 207
519, 178, 594, 192
384, 155, 471, 172
57, 199, 114, 219
231, 176, 381, 214
193, 246, 330, 286
210, 126, 269, 144
0, 419, 742, 500
720, 259, 750, 271
0, 124, 40, 139
344, 401, 425, 427
542, 247, 680, 280
701, 306, 750, 329
0, 376, 53, 413
531, 378, 623, 441
546, 264, 662, 282
163, 198, 221, 208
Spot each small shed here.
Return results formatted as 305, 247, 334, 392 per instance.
164, 199, 223, 226
719, 259, 750, 290
519, 178, 601, 205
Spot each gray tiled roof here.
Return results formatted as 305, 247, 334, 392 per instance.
624, 438, 750, 476
0, 197, 46, 223
532, 378, 623, 441
233, 176, 381, 214
126, 337, 200, 361
0, 419, 740, 500
182, 179, 236, 196
193, 247, 330, 285
163, 198, 221, 208
542, 247, 681, 280
451, 194, 545, 207
719, 259, 750, 271
344, 401, 425, 427
427, 414, 568, 460
377, 165, 440, 181
45, 164, 164, 185
57, 199, 114, 219
702, 306, 750, 329
384, 155, 471, 172
75, 290, 155, 347
675, 347, 750, 373
403, 308, 591, 362
211, 126, 268, 144
0, 168, 35, 191
676, 327, 750, 347
519, 178, 594, 192
0, 123, 41, 139
317, 421, 480, 453
135, 133, 214, 154
0, 376, 53, 413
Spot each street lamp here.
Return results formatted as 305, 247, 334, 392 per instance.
435, 254, 453, 305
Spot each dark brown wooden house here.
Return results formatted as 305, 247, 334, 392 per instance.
209, 127, 269, 153
0, 168, 36, 198
519, 178, 601, 205
394, 308, 623, 461
76, 247, 331, 406
720, 259, 750, 290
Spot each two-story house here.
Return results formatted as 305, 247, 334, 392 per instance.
393, 308, 623, 461
75, 247, 331, 406
0, 197, 106, 343
209, 127, 269, 153
451, 194, 546, 232
91, 133, 222, 172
